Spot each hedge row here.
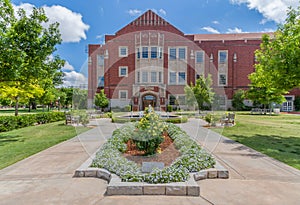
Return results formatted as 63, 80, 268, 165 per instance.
0, 112, 65, 132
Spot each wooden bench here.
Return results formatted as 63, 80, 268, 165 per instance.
220, 113, 235, 126
65, 114, 79, 125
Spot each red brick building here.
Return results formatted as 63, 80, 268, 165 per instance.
88, 10, 298, 111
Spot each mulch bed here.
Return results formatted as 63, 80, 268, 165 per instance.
123, 133, 181, 166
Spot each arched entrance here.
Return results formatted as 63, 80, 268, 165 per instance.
142, 94, 156, 110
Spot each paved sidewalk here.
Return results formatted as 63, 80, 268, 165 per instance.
0, 118, 300, 205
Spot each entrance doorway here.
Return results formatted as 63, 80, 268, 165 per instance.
142, 94, 156, 110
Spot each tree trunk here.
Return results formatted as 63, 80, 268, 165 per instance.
15, 98, 19, 116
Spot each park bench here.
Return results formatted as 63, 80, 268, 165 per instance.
65, 114, 79, 125
251, 108, 272, 115
220, 113, 235, 126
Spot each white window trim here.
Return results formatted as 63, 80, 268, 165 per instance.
119, 46, 128, 57
218, 73, 227, 86
178, 47, 187, 60
119, 90, 128, 100
218, 50, 228, 64
168, 71, 177, 85
119, 66, 128, 77
169, 47, 177, 60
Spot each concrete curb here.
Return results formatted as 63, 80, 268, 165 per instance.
74, 150, 229, 196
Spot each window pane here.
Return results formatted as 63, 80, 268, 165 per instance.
169, 95, 176, 105
179, 48, 186, 60
98, 76, 104, 87
142, 47, 148, 58
196, 52, 203, 63
169, 48, 176, 60
219, 74, 227, 85
119, 47, 127, 56
151, 47, 157, 59
219, 51, 227, 63
142, 72, 148, 83
120, 91, 127, 99
151, 71, 157, 83
120, 67, 127, 76
178, 72, 186, 84
136, 48, 140, 59
97, 55, 104, 66
169, 72, 176, 84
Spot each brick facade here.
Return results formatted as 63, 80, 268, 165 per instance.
88, 10, 300, 111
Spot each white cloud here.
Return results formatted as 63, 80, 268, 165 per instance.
201, 26, 220, 34
230, 0, 298, 23
63, 71, 87, 87
62, 61, 75, 72
212, 20, 220, 24
159, 9, 167, 16
127, 9, 142, 16
12, 3, 89, 43
226, 27, 244, 33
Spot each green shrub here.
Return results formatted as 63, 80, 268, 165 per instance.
167, 105, 172, 112
0, 112, 65, 132
91, 122, 215, 184
164, 116, 188, 123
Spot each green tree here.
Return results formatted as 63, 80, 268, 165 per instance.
187, 74, 214, 111
249, 6, 300, 105
94, 90, 109, 111
0, 0, 64, 115
73, 89, 87, 109
184, 84, 197, 111
232, 90, 246, 111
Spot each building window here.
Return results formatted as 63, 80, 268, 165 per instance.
158, 71, 162, 83
178, 48, 186, 60
151, 47, 157, 59
151, 71, 157, 83
158, 47, 163, 59
142, 71, 148, 83
136, 48, 140, 59
219, 96, 226, 106
119, 47, 128, 57
119, 66, 128, 77
169, 48, 176, 60
219, 74, 227, 86
142, 47, 148, 59
196, 51, 204, 63
119, 90, 127, 100
169, 72, 176, 84
178, 72, 186, 84
219, 51, 227, 63
98, 76, 104, 87
97, 55, 104, 66
169, 95, 176, 105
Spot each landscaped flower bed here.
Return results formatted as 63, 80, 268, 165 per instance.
91, 111, 215, 184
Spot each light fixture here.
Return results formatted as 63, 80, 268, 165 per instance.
190, 50, 195, 59
209, 53, 213, 62
233, 53, 237, 62
104, 49, 109, 59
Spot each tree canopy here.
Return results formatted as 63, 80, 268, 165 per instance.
0, 0, 64, 115
185, 74, 214, 111
94, 90, 109, 111
248, 5, 300, 106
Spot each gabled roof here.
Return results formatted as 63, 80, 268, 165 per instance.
192, 32, 274, 41
115, 10, 184, 36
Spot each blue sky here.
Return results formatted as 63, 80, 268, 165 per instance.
10, 0, 299, 87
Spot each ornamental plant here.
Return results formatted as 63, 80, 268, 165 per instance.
132, 108, 167, 155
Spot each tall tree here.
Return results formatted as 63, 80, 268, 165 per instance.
94, 90, 109, 111
186, 74, 214, 111
249, 5, 300, 106
184, 84, 197, 111
0, 0, 64, 115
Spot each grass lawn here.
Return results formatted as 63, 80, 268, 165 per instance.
0, 121, 90, 170
213, 113, 300, 170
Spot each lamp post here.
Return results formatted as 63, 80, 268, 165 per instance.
232, 53, 237, 97
58, 96, 61, 111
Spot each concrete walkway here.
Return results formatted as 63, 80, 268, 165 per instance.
0, 118, 300, 205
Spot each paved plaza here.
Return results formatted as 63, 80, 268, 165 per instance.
0, 118, 300, 205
